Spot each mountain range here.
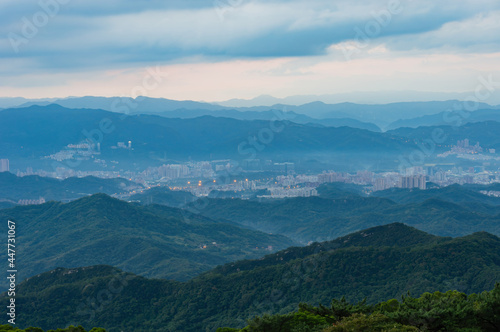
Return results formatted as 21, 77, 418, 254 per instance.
4, 96, 499, 129
0, 194, 295, 289
4, 223, 499, 331
388, 121, 500, 151
0, 172, 140, 202
196, 185, 500, 243
2, 180, 499, 292
0, 104, 415, 170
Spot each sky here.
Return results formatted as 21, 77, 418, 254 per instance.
1, 0, 500, 104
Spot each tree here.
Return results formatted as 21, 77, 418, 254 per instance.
324, 313, 418, 332
299, 297, 372, 324
471, 283, 500, 332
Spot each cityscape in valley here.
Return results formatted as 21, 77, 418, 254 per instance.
2, 135, 500, 203
1, 1, 500, 332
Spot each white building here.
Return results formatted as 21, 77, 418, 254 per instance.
0, 159, 9, 172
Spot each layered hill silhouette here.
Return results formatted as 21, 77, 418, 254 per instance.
4, 223, 499, 331
12, 96, 496, 127
372, 184, 500, 215
129, 186, 197, 208
0, 105, 414, 163
388, 121, 500, 151
385, 108, 500, 130
196, 192, 500, 243
0, 172, 140, 202
0, 194, 295, 288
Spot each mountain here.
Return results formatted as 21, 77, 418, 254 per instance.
316, 182, 367, 199
386, 108, 500, 130
153, 109, 381, 132
0, 97, 58, 108
14, 97, 496, 129
371, 184, 500, 207
0, 105, 413, 169
0, 194, 295, 288
0, 172, 140, 202
129, 186, 197, 208
196, 193, 500, 243
217, 94, 284, 107
5, 224, 500, 331
223, 283, 500, 331
278, 100, 496, 128
388, 121, 500, 151
0, 200, 16, 209
217, 91, 500, 107
17, 96, 228, 112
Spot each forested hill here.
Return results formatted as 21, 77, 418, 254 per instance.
196, 192, 500, 243
0, 105, 414, 162
5, 224, 500, 332
0, 193, 295, 289
0, 172, 140, 202
371, 183, 500, 206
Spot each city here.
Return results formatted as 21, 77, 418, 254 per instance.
2, 137, 500, 204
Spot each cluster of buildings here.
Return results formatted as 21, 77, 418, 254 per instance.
316, 166, 500, 192
438, 139, 496, 159
452, 139, 483, 154
112, 141, 132, 150
44, 142, 98, 162
5, 134, 500, 199
259, 187, 318, 199
480, 191, 500, 197
44, 140, 134, 162
142, 161, 219, 182
17, 197, 46, 205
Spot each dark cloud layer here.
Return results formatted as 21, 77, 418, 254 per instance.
1, 0, 499, 74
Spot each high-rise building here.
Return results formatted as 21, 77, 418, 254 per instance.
0, 159, 9, 172
399, 175, 426, 190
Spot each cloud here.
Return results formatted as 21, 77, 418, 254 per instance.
1, 0, 499, 72
384, 11, 500, 52
1, 0, 500, 101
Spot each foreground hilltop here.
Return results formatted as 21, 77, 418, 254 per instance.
5, 223, 500, 331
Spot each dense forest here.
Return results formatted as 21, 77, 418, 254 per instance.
0, 172, 139, 201
2, 283, 499, 331
218, 283, 500, 331
198, 188, 500, 243
3, 224, 499, 331
0, 194, 294, 288
0, 326, 105, 332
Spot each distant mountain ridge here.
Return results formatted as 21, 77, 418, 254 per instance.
386, 108, 500, 130
0, 172, 140, 202
129, 186, 197, 208
388, 121, 500, 150
152, 108, 382, 132
6, 96, 497, 128
0, 104, 413, 167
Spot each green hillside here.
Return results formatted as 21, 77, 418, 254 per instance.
0, 194, 295, 288
196, 193, 500, 243
0, 172, 140, 201
371, 184, 500, 206
220, 283, 500, 331
129, 186, 197, 208
4, 224, 499, 331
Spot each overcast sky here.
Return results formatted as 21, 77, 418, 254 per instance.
1, 0, 500, 103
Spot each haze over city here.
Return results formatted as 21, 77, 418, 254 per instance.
1, 1, 500, 332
